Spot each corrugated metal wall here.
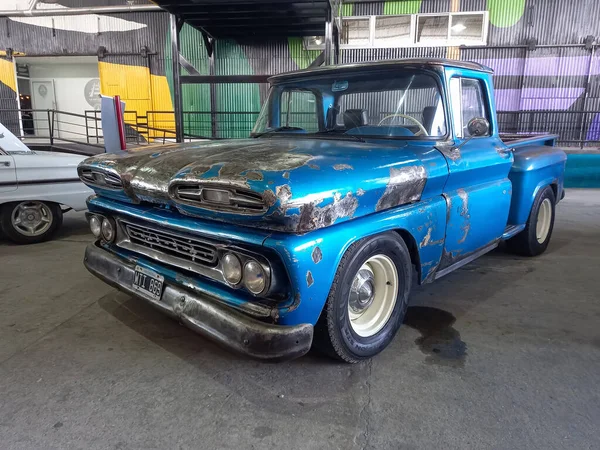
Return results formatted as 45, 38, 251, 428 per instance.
1, 1, 599, 142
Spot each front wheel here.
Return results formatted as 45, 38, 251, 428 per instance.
314, 232, 412, 363
0, 201, 63, 244
506, 185, 556, 256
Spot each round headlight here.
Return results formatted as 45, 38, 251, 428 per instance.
243, 260, 266, 295
89, 215, 102, 237
101, 218, 115, 242
222, 253, 242, 285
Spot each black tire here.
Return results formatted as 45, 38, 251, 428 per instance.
0, 201, 63, 245
506, 185, 556, 257
314, 232, 412, 363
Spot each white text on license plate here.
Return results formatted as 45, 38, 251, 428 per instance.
132, 265, 164, 301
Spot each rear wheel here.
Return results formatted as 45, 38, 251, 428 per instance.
0, 201, 63, 244
506, 186, 556, 256
314, 232, 412, 363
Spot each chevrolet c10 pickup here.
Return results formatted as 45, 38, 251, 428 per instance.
79, 59, 566, 362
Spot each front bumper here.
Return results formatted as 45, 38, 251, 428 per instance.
84, 243, 313, 361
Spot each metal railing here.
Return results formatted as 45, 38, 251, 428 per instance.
1, 108, 598, 149
0, 108, 105, 149
497, 110, 600, 148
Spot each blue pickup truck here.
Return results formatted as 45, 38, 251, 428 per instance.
79, 59, 566, 362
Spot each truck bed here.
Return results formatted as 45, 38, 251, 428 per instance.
500, 133, 559, 149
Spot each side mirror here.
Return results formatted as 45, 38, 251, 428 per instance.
467, 117, 490, 137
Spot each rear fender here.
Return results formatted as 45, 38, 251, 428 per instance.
264, 196, 447, 326
508, 145, 566, 225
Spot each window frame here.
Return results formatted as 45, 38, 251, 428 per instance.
372, 14, 416, 48
447, 11, 490, 46
303, 11, 488, 50
449, 76, 491, 139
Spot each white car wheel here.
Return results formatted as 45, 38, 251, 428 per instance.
348, 255, 399, 338
536, 198, 552, 243
11, 201, 54, 237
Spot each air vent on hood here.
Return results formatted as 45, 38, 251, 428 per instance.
170, 183, 267, 215
79, 167, 123, 190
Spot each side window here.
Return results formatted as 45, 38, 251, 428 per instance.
280, 90, 319, 132
461, 78, 488, 137
450, 77, 490, 138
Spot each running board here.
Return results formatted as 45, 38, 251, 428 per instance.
501, 224, 526, 240
434, 242, 499, 280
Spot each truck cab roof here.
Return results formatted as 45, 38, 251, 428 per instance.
269, 59, 494, 83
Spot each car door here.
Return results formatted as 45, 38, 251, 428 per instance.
439, 72, 513, 271
0, 150, 17, 192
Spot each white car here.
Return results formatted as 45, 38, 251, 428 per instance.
0, 123, 93, 244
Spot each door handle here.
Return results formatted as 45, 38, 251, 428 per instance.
0, 161, 10, 167
496, 147, 513, 156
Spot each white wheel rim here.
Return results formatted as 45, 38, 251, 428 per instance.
536, 198, 552, 243
10, 201, 53, 237
348, 254, 399, 338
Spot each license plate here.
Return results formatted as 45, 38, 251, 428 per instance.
132, 265, 164, 301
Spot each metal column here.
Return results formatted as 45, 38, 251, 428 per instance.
169, 13, 184, 143
324, 3, 333, 66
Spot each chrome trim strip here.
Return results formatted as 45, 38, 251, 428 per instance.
434, 242, 499, 280
169, 181, 267, 215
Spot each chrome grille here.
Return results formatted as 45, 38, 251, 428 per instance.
122, 221, 218, 265
79, 168, 123, 189
171, 183, 266, 214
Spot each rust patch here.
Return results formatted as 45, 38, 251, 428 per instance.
376, 165, 427, 212
333, 163, 354, 171
306, 270, 314, 287
311, 246, 323, 264
456, 189, 470, 244
294, 192, 359, 233
262, 189, 277, 207
458, 224, 471, 244
245, 171, 263, 181
276, 185, 292, 203
420, 228, 432, 248
420, 227, 443, 248
282, 171, 290, 179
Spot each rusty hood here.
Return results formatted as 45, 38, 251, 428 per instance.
79, 138, 431, 232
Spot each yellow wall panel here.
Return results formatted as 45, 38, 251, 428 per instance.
0, 58, 16, 92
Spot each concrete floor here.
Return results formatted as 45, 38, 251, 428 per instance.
1, 190, 599, 450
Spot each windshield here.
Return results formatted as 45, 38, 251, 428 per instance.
252, 71, 446, 139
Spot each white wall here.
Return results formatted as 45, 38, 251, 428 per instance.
26, 57, 100, 140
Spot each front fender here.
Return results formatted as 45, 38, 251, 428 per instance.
264, 196, 447, 326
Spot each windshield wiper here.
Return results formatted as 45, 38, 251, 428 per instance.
315, 129, 365, 142
251, 126, 304, 138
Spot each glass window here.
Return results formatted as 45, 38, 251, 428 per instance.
450, 14, 485, 43
374, 15, 412, 46
252, 73, 445, 139
341, 18, 371, 47
450, 77, 489, 138
334, 79, 446, 137
416, 15, 449, 44
280, 90, 319, 132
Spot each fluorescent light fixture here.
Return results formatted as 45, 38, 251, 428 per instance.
451, 23, 467, 33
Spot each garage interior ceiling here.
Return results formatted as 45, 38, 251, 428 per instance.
152, 0, 339, 38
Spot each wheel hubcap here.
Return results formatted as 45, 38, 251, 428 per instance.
348, 254, 399, 338
11, 201, 53, 236
349, 268, 376, 313
536, 198, 552, 243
